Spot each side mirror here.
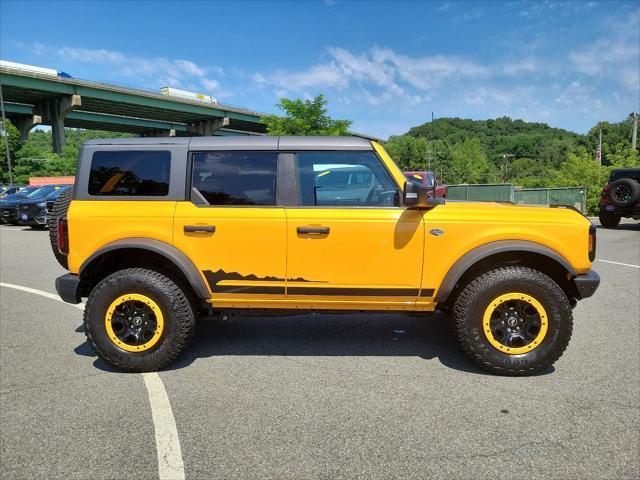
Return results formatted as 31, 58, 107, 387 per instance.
403, 181, 445, 209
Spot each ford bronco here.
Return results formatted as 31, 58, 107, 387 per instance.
52, 136, 599, 375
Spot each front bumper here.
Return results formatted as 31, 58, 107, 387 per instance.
572, 270, 600, 299
1, 206, 18, 223
18, 204, 48, 226
55, 274, 82, 304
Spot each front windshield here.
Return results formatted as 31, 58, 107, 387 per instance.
26, 185, 57, 198
17, 186, 38, 196
46, 187, 68, 199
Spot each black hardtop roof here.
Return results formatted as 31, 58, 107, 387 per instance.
82, 136, 374, 151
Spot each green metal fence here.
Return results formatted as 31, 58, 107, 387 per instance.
514, 187, 586, 212
446, 184, 587, 212
447, 184, 514, 202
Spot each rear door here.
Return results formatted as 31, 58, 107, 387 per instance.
284, 149, 425, 311
173, 148, 287, 308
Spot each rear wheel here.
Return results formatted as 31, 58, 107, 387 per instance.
49, 188, 74, 268
453, 266, 573, 376
599, 210, 621, 228
84, 268, 196, 372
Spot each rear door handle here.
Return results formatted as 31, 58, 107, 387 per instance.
297, 226, 330, 234
184, 225, 215, 233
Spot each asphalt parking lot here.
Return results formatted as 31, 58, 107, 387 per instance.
1, 220, 638, 480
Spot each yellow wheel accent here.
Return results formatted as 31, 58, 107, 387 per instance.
104, 293, 164, 353
482, 292, 548, 355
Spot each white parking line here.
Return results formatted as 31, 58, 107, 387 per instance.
142, 373, 186, 480
596, 259, 640, 269
0, 282, 185, 480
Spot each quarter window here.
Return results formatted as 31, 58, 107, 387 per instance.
88, 150, 171, 196
191, 151, 277, 206
296, 151, 398, 207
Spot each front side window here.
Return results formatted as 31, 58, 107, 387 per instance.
88, 150, 171, 196
296, 151, 398, 207
191, 151, 277, 206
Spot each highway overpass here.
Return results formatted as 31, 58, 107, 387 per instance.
0, 64, 267, 153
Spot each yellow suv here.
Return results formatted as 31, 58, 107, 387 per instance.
52, 136, 599, 375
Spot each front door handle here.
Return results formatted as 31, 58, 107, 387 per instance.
297, 226, 330, 234
184, 225, 215, 233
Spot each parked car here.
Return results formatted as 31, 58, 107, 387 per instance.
18, 185, 71, 229
0, 184, 26, 198
404, 171, 447, 198
51, 136, 598, 375
598, 168, 640, 228
0, 186, 42, 224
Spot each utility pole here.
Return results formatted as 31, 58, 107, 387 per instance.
596, 127, 602, 166
501, 154, 515, 183
630, 112, 638, 150
0, 82, 14, 185
430, 111, 435, 173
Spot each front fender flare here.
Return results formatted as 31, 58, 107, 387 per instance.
434, 240, 577, 303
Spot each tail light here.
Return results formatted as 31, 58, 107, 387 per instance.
588, 225, 596, 262
600, 183, 610, 203
57, 217, 69, 255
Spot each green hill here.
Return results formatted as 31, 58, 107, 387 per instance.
406, 116, 580, 164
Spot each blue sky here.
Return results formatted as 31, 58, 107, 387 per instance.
1, 0, 638, 138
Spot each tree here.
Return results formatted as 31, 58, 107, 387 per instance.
554, 147, 608, 214
262, 94, 352, 136
0, 120, 21, 182
384, 135, 430, 170
447, 138, 496, 184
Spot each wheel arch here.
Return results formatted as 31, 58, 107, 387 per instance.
435, 240, 577, 304
78, 238, 210, 299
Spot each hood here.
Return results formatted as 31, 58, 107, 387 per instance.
0, 196, 29, 206
19, 197, 49, 206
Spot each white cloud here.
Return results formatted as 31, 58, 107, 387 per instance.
569, 11, 640, 90
200, 78, 220, 91
23, 43, 225, 95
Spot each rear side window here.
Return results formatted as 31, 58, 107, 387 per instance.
88, 151, 171, 196
191, 151, 277, 205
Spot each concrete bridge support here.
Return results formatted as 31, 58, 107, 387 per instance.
188, 117, 229, 136
38, 95, 81, 153
14, 115, 42, 142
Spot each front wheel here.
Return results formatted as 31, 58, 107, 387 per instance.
453, 266, 573, 376
84, 268, 196, 372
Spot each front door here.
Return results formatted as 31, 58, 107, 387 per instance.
173, 150, 287, 308
285, 150, 425, 310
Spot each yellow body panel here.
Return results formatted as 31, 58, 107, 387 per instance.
67, 200, 177, 273
421, 201, 592, 302
285, 207, 426, 310
67, 142, 594, 312
173, 202, 287, 307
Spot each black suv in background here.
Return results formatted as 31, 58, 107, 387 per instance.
0, 186, 41, 224
599, 168, 640, 228
18, 185, 71, 229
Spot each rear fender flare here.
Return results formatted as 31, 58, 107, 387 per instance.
79, 238, 210, 299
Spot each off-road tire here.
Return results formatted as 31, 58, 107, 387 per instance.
599, 211, 621, 228
84, 268, 196, 372
48, 187, 74, 269
608, 178, 640, 207
453, 266, 573, 376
